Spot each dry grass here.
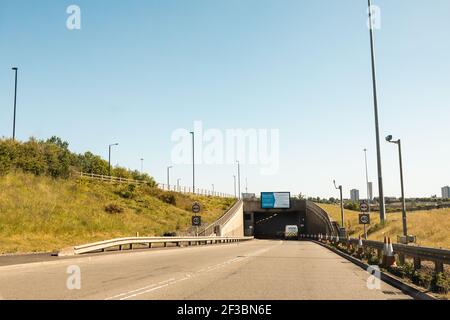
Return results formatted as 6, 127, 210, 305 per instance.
318, 203, 450, 249
0, 172, 235, 254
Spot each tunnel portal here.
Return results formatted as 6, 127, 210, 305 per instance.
243, 198, 336, 239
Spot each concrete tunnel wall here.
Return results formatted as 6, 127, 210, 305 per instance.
219, 200, 244, 237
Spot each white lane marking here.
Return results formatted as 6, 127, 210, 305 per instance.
104, 278, 176, 300
109, 244, 279, 300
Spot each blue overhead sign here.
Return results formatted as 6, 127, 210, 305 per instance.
261, 192, 291, 209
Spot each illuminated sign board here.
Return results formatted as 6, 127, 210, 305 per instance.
260, 192, 291, 209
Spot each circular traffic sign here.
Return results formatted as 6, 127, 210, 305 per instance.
192, 202, 201, 214
359, 213, 370, 225
360, 202, 369, 212
192, 215, 201, 226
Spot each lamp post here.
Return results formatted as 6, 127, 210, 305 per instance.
363, 149, 371, 214
12, 67, 18, 140
190, 131, 195, 194
233, 175, 237, 199
363, 149, 371, 239
167, 166, 173, 190
140, 158, 144, 174
334, 180, 344, 231
386, 135, 407, 237
367, 0, 386, 222
108, 143, 119, 176
236, 160, 241, 199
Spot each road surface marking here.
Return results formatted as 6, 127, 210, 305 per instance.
110, 244, 279, 300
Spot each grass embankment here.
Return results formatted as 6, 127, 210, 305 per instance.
0, 172, 235, 254
318, 203, 450, 249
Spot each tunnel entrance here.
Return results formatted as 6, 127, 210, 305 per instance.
243, 198, 336, 239
253, 211, 304, 239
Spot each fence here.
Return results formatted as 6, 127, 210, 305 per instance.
301, 234, 450, 273
74, 171, 234, 198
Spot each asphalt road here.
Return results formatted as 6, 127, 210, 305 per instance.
0, 240, 412, 300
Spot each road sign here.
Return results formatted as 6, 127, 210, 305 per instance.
359, 213, 370, 225
192, 202, 201, 214
192, 215, 201, 227
360, 200, 369, 212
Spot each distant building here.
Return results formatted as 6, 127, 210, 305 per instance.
442, 186, 450, 199
368, 182, 373, 202
350, 189, 359, 202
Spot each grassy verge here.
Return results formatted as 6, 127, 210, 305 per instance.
317, 203, 450, 249
0, 172, 235, 254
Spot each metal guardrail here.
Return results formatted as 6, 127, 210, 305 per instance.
198, 200, 243, 236
58, 235, 253, 256
75, 171, 234, 198
301, 234, 450, 273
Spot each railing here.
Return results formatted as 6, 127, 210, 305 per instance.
301, 234, 450, 273
74, 171, 234, 198
58, 235, 253, 256
198, 200, 243, 236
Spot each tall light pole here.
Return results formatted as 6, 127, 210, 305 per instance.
333, 180, 344, 230
167, 165, 173, 189
190, 131, 195, 194
386, 135, 407, 237
363, 149, 371, 214
12, 67, 18, 140
236, 160, 241, 199
233, 175, 237, 198
108, 143, 119, 176
245, 177, 248, 193
367, 0, 386, 222
140, 158, 144, 174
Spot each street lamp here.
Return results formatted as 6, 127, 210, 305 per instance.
12, 67, 18, 140
367, 0, 386, 222
363, 149, 371, 214
140, 158, 144, 174
386, 135, 407, 237
108, 143, 119, 176
236, 160, 241, 199
333, 180, 344, 231
167, 166, 173, 189
190, 131, 195, 194
233, 175, 237, 199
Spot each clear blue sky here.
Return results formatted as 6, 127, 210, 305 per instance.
1, 0, 449, 199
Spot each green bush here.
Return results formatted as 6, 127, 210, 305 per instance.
159, 193, 176, 205
104, 203, 124, 214
0, 137, 157, 185
411, 271, 432, 288
432, 273, 449, 294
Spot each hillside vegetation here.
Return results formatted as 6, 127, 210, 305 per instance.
0, 137, 235, 254
318, 203, 450, 249
0, 137, 155, 183
0, 172, 234, 254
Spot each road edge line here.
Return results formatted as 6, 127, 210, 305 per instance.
311, 240, 437, 301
